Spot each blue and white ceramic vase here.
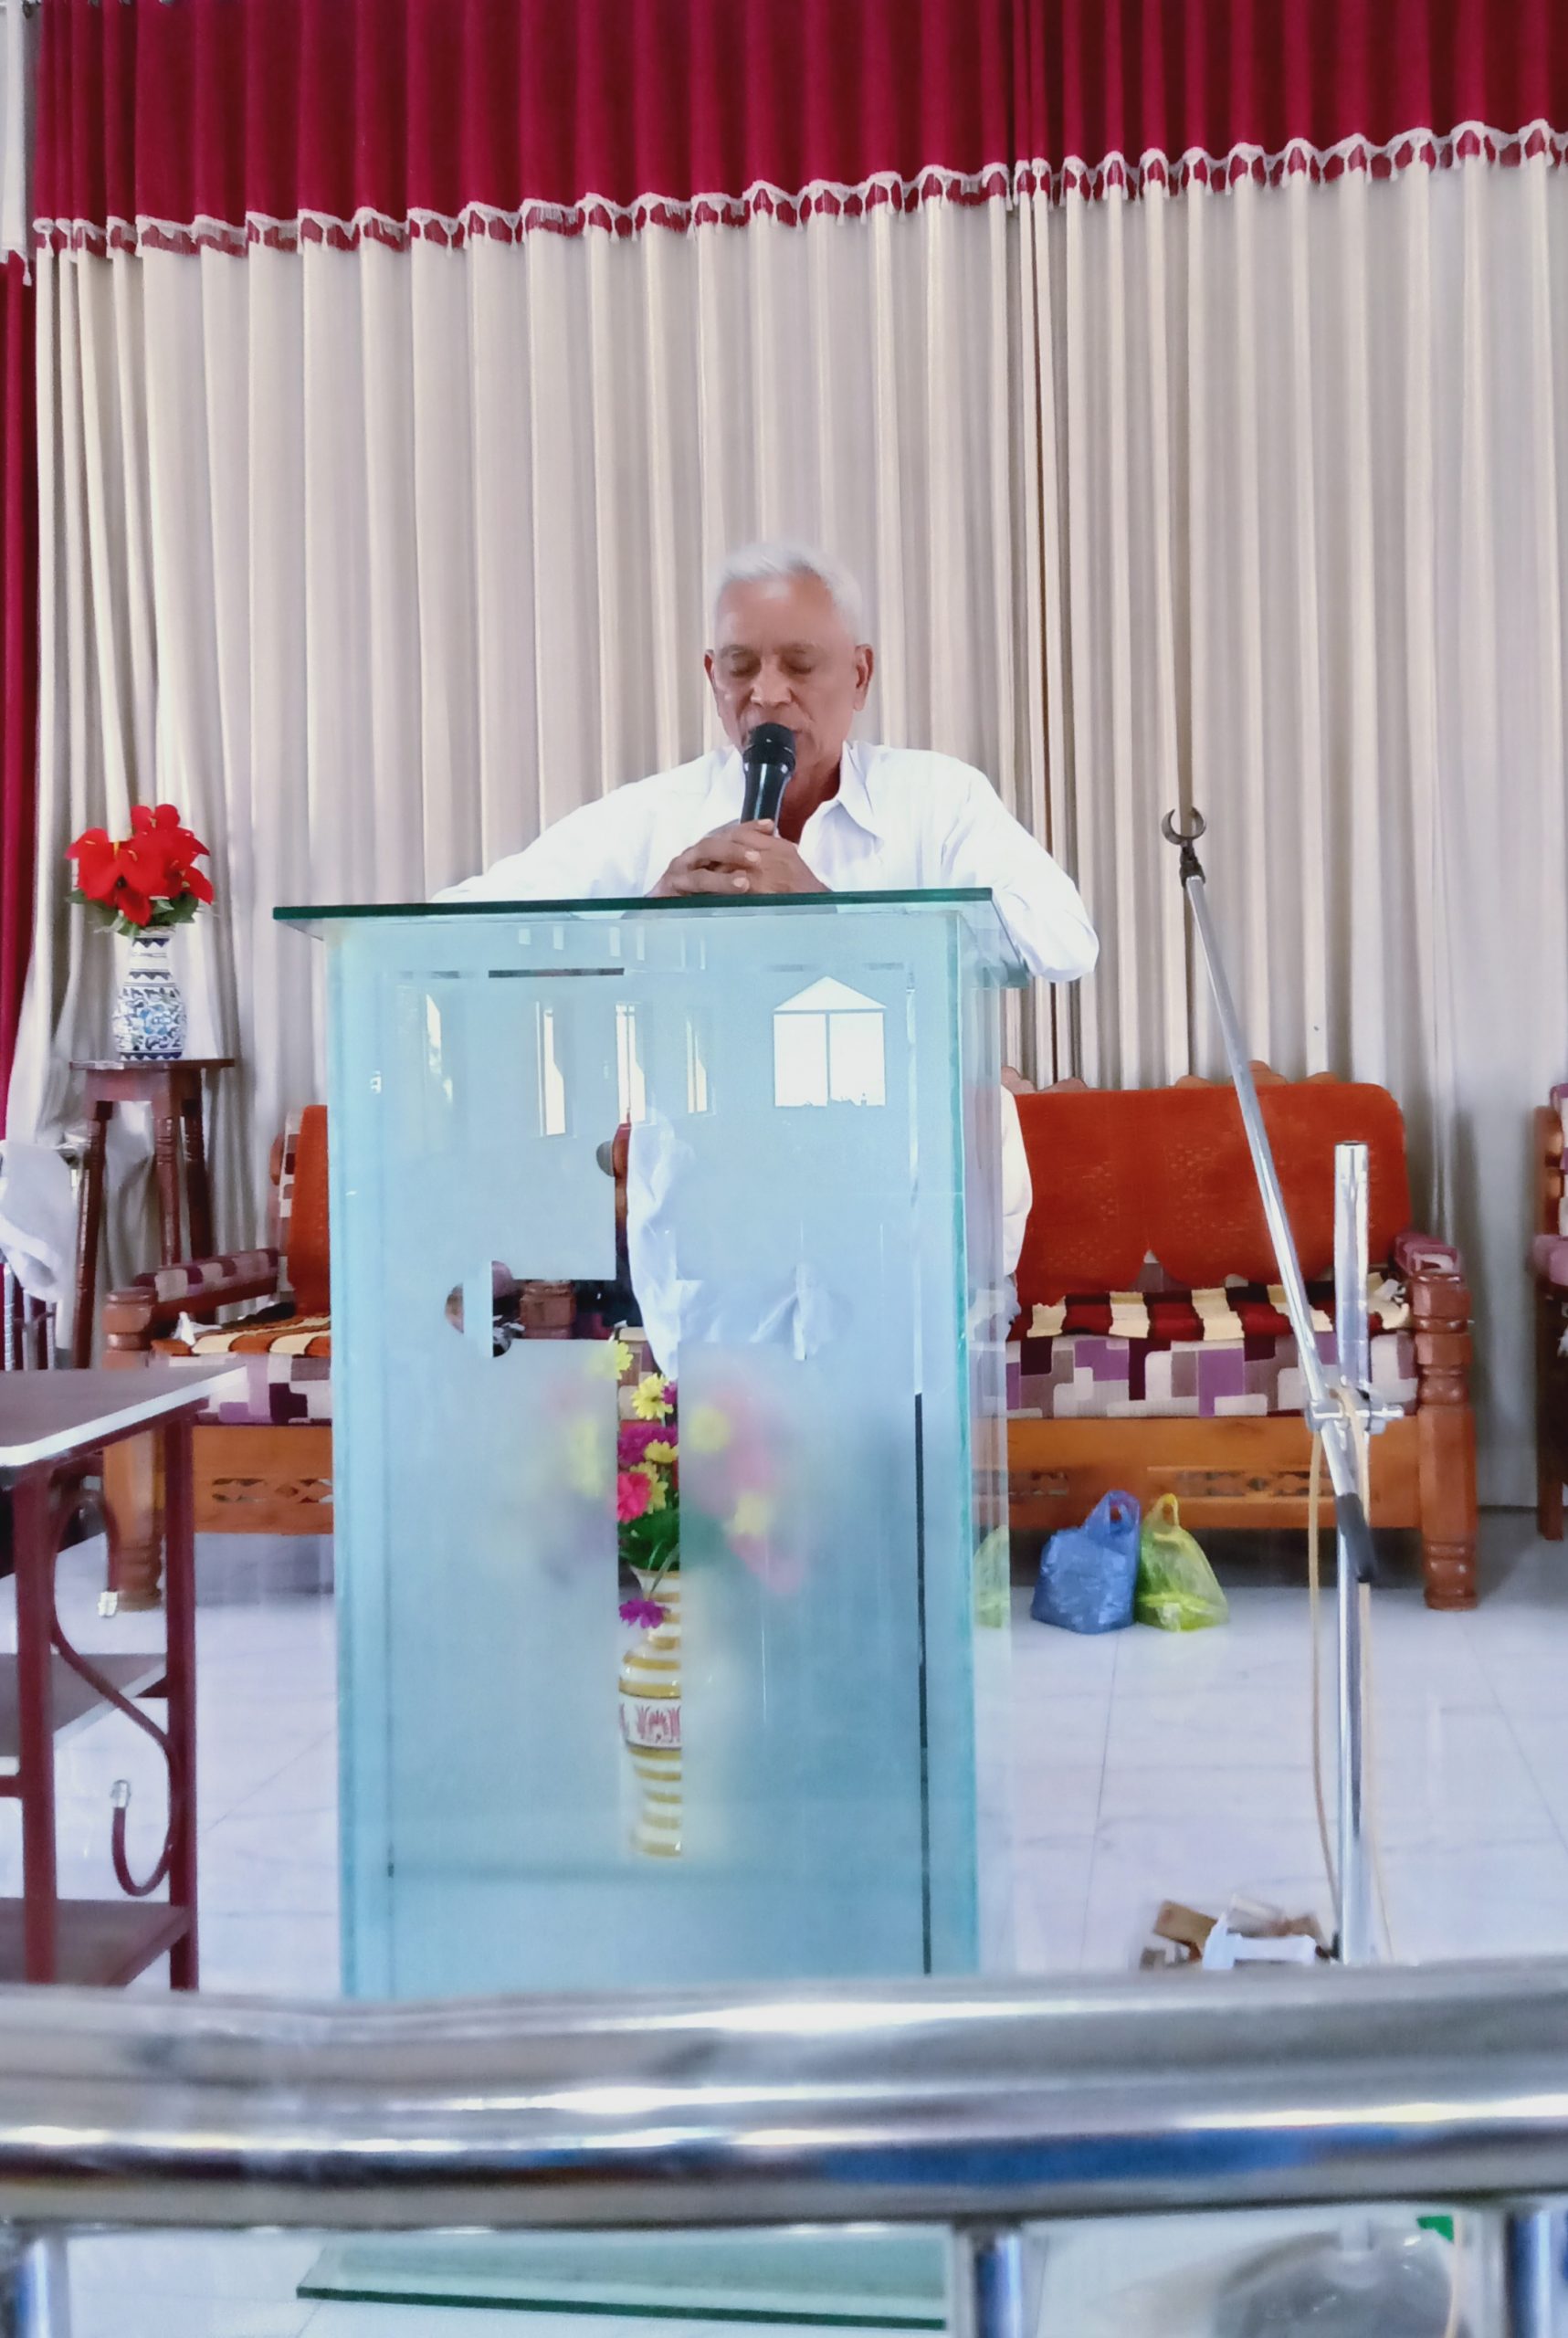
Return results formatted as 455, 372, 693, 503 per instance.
111, 931, 186, 1061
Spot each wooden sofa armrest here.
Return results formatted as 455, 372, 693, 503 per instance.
1392, 1227, 1463, 1284
101, 1247, 285, 1359
1391, 1228, 1472, 1412
1393, 1229, 1469, 1318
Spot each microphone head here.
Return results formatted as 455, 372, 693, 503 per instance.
744, 722, 796, 775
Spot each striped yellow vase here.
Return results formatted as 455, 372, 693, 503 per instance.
618, 1573, 681, 1858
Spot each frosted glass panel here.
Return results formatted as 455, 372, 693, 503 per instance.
308, 896, 1023, 1997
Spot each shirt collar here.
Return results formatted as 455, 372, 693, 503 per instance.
829, 740, 885, 839
706, 738, 885, 838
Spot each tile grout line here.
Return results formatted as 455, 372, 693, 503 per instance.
1075, 1630, 1121, 1966
1449, 1554, 1568, 1859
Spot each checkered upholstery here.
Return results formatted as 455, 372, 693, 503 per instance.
150, 1280, 614, 1427
1006, 1272, 1418, 1420
153, 1313, 332, 1426
129, 1248, 280, 1305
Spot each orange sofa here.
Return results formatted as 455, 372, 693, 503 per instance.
1005, 1069, 1477, 1609
101, 1073, 1478, 1613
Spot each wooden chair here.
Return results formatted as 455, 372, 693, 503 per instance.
100, 1109, 333, 1606
1005, 1069, 1479, 1609
99, 1109, 624, 1604
1533, 1086, 1568, 1540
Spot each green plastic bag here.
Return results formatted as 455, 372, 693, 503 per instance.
1135, 1493, 1228, 1631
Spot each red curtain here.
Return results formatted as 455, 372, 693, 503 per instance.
34, 0, 1019, 246
0, 253, 37, 1134
34, 0, 1568, 250
1020, 0, 1568, 194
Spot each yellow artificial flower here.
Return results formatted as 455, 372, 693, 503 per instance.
643, 1438, 677, 1466
636, 1463, 668, 1512
685, 1404, 731, 1454
631, 1373, 673, 1421
563, 1416, 607, 1499
728, 1491, 773, 1541
588, 1336, 635, 1382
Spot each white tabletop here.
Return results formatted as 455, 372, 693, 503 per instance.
0, 1364, 246, 1476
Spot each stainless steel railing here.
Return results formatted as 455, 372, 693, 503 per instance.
0, 1961, 1563, 2331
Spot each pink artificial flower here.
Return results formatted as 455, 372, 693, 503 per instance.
616, 1469, 652, 1522
618, 1420, 664, 1464
619, 1597, 666, 1628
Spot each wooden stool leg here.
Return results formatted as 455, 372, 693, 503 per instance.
181, 1089, 215, 1259
71, 1101, 111, 1369
163, 1418, 199, 1988
1537, 1292, 1566, 1542
153, 1101, 183, 1265
103, 1430, 165, 1610
12, 1473, 60, 1982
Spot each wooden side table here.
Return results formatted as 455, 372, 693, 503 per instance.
69, 1058, 235, 1369
0, 1362, 240, 1985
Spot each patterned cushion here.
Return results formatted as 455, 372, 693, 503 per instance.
149, 1285, 627, 1427
1006, 1276, 1418, 1420
153, 1313, 332, 1427
130, 1248, 279, 1305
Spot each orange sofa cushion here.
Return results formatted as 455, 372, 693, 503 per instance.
285, 1104, 331, 1317
1013, 1080, 1413, 1308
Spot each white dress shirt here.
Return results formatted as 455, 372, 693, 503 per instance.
437, 740, 1099, 984
441, 742, 1096, 1315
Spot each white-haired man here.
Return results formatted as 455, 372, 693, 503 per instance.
446, 544, 1097, 980
444, 543, 1097, 1303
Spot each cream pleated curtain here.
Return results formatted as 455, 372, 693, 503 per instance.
1024, 162, 1568, 1501
11, 201, 1037, 1290
11, 163, 1568, 1498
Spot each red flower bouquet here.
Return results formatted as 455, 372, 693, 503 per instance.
67, 803, 214, 936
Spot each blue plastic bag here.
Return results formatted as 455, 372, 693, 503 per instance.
1030, 1491, 1142, 1634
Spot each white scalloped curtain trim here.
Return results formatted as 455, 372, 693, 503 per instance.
33, 120, 1568, 255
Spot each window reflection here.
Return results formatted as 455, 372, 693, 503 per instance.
773, 979, 886, 1108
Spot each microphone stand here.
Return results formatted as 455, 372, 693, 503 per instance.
1161, 811, 1468, 2338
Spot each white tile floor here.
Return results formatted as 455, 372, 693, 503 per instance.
5, 1507, 1564, 2331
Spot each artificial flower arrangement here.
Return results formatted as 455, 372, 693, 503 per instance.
67, 803, 214, 933
612, 1345, 791, 1622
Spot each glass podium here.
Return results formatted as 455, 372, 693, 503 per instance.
279, 890, 1026, 2322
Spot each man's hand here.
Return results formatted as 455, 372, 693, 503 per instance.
649, 820, 829, 899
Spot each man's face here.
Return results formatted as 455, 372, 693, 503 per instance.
705, 574, 874, 785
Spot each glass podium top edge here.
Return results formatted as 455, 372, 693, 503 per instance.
275, 889, 994, 923
274, 890, 1029, 976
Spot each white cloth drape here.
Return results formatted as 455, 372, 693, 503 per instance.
0, 0, 35, 265
10, 165, 1568, 1498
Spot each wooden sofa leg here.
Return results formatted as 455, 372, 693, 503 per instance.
1417, 1399, 1478, 1610
103, 1432, 164, 1610
1542, 1460, 1566, 1544
1537, 1293, 1566, 1542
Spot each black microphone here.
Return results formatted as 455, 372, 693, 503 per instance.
741, 722, 796, 824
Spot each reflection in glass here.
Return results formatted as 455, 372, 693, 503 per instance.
773, 976, 887, 1108
311, 898, 1022, 1998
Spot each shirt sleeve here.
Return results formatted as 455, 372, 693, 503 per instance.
940, 769, 1098, 982
1000, 1085, 1032, 1277
433, 790, 657, 902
